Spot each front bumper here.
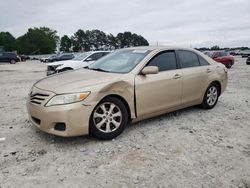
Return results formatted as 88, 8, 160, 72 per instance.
27, 96, 95, 137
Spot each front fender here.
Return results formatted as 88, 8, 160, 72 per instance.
83, 77, 136, 119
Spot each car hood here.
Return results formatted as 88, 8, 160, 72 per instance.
34, 69, 122, 94
47, 60, 80, 66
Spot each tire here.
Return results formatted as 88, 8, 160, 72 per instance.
10, 59, 16, 64
201, 83, 219, 109
227, 61, 232, 68
89, 97, 128, 140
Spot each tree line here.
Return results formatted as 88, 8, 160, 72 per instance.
0, 27, 149, 55
196, 45, 250, 51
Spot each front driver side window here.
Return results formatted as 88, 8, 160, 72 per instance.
147, 51, 177, 72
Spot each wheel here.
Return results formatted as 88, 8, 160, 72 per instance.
89, 97, 128, 140
227, 61, 232, 68
10, 59, 16, 64
201, 83, 219, 109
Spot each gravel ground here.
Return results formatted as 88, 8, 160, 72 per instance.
0, 58, 250, 188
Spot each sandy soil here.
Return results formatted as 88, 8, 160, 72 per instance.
0, 58, 250, 188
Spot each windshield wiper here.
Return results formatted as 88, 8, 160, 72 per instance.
88, 68, 110, 72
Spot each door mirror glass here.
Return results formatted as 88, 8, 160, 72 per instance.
141, 66, 159, 75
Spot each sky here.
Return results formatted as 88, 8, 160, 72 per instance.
0, 0, 250, 48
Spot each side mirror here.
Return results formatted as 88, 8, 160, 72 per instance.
85, 57, 93, 62
141, 66, 159, 75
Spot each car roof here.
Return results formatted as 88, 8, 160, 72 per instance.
123, 46, 199, 52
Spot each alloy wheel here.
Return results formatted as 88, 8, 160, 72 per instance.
206, 86, 218, 106
93, 102, 122, 133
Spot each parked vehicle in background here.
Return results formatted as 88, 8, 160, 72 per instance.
47, 53, 74, 62
241, 50, 250, 58
40, 55, 57, 63
27, 46, 228, 139
19, 55, 30, 62
0, 52, 19, 64
46, 51, 110, 76
204, 51, 234, 68
246, 57, 250, 65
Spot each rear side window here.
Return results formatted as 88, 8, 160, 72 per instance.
147, 51, 177, 72
198, 55, 209, 66
178, 50, 200, 68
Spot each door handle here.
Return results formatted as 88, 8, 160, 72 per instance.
207, 68, 212, 73
173, 74, 182, 79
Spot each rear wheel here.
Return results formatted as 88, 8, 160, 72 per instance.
10, 59, 16, 64
227, 61, 232, 68
89, 97, 128, 140
201, 83, 219, 109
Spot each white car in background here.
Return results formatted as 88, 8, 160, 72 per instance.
46, 51, 110, 76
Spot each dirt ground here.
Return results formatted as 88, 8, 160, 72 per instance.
0, 57, 250, 188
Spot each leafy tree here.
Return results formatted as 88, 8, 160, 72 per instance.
106, 33, 117, 50
15, 27, 58, 54
0, 32, 16, 51
116, 32, 149, 48
60, 35, 72, 52
211, 45, 220, 50
71, 29, 86, 52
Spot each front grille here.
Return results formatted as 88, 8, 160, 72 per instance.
30, 93, 49, 105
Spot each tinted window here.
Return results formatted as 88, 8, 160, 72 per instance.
61, 54, 73, 59
103, 52, 110, 56
89, 52, 103, 60
147, 51, 177, 71
198, 55, 209, 66
213, 51, 228, 58
178, 50, 200, 68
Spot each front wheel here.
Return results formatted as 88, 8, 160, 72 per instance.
201, 83, 219, 109
89, 97, 128, 140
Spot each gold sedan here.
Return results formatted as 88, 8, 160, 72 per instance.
27, 46, 228, 139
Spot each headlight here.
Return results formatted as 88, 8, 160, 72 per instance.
45, 92, 90, 106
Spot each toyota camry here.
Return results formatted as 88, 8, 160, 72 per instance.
27, 46, 228, 139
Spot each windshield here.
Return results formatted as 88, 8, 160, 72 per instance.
88, 49, 150, 73
73, 52, 92, 61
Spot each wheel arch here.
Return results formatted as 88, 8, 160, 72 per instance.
210, 80, 221, 96
100, 94, 132, 121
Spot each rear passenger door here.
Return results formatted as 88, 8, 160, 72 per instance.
177, 50, 211, 105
